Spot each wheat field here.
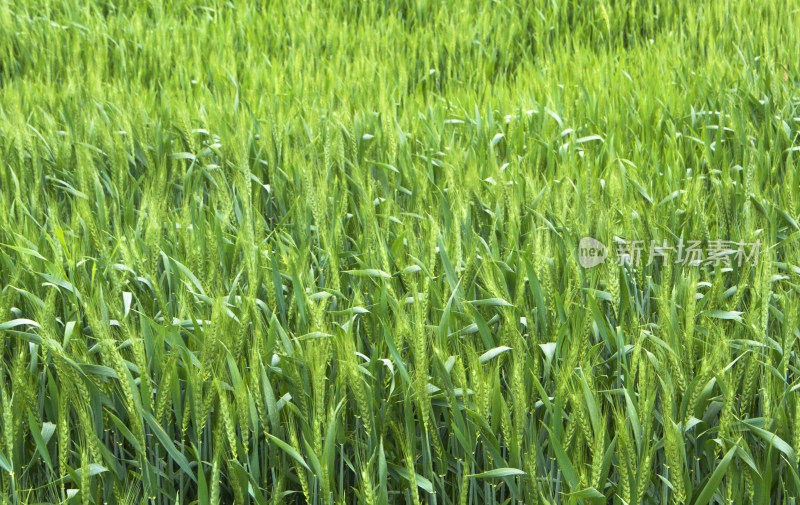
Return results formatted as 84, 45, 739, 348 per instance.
1, 1, 799, 504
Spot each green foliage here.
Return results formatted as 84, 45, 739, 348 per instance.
1, 0, 800, 504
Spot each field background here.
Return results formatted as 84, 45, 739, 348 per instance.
1, 1, 800, 504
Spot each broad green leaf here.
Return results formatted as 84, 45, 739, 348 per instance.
468, 467, 525, 479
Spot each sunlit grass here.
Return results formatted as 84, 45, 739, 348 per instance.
1, 1, 799, 504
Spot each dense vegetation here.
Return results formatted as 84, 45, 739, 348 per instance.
1, 1, 799, 503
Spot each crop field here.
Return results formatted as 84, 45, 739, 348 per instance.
1, 0, 800, 504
